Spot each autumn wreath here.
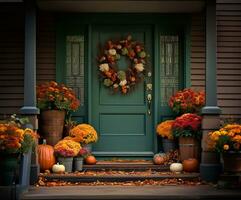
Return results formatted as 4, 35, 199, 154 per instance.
98, 35, 148, 94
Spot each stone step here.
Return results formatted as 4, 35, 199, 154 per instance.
21, 185, 241, 200
41, 172, 200, 183
218, 173, 241, 189
83, 161, 170, 171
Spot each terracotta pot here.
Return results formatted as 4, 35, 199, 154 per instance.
222, 151, 241, 173
40, 110, 65, 146
178, 137, 200, 161
182, 158, 199, 172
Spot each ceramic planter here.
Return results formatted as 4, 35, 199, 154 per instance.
0, 154, 19, 185
74, 157, 83, 171
222, 151, 241, 173
57, 157, 73, 173
162, 138, 177, 153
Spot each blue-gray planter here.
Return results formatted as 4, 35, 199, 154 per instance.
57, 157, 73, 173
74, 157, 83, 171
162, 138, 177, 153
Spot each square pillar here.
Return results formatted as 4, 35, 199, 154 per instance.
200, 0, 222, 183
20, 0, 40, 186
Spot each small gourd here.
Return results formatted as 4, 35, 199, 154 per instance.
170, 163, 183, 173
52, 163, 65, 173
153, 153, 166, 165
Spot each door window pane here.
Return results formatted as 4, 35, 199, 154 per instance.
160, 36, 179, 106
66, 36, 85, 106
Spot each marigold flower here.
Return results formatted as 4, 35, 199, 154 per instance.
223, 144, 229, 150
209, 124, 241, 152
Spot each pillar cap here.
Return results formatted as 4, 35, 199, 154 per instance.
20, 106, 40, 115
201, 106, 221, 115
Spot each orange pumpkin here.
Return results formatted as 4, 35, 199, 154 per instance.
85, 155, 97, 165
153, 153, 166, 165
38, 139, 56, 171
182, 158, 199, 172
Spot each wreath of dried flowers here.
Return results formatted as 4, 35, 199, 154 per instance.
98, 35, 148, 94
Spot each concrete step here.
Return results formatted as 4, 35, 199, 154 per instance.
20, 185, 241, 200
83, 162, 169, 171
218, 173, 241, 189
41, 172, 200, 183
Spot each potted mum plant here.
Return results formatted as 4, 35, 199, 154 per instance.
67, 123, 98, 152
54, 139, 81, 172
156, 120, 176, 153
169, 88, 205, 116
172, 113, 202, 161
0, 122, 37, 185
74, 147, 90, 172
208, 124, 241, 173
37, 81, 80, 146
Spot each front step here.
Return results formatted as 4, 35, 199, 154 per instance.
83, 161, 169, 171
41, 171, 200, 183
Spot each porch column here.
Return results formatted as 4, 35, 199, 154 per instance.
200, 0, 222, 182
20, 0, 39, 186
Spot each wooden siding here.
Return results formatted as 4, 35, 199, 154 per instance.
0, 4, 24, 118
191, 14, 206, 92
217, 0, 241, 120
36, 12, 56, 84
190, 1, 241, 120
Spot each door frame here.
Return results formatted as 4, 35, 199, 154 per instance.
56, 13, 191, 155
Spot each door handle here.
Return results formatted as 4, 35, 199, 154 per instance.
147, 94, 152, 115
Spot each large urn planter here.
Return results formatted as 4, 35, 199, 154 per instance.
0, 154, 19, 185
222, 151, 241, 173
178, 137, 200, 161
40, 110, 65, 146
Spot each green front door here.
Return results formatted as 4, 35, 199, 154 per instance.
91, 25, 154, 158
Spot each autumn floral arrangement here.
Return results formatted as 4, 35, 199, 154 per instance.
37, 81, 80, 112
169, 88, 205, 115
78, 147, 90, 158
66, 124, 98, 145
0, 123, 37, 155
54, 139, 81, 157
208, 124, 241, 153
172, 113, 202, 138
98, 35, 148, 94
156, 120, 175, 140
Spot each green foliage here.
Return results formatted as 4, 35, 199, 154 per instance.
215, 135, 232, 153
173, 128, 201, 139
20, 134, 35, 154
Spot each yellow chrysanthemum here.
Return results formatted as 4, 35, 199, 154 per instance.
69, 124, 98, 144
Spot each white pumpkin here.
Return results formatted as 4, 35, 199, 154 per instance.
52, 163, 65, 173
170, 163, 183, 173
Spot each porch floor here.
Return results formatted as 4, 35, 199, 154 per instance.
21, 185, 241, 200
